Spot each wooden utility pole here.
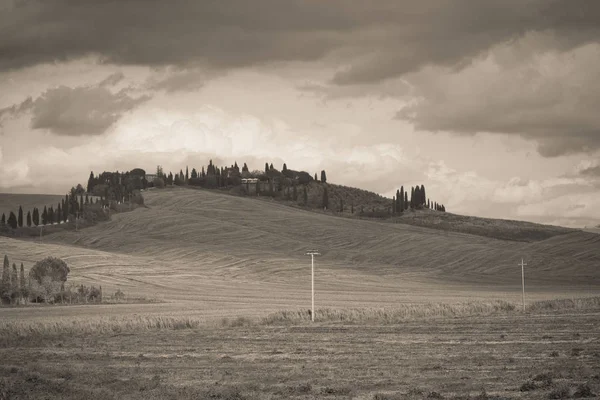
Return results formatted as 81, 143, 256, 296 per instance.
519, 258, 527, 312
305, 250, 320, 322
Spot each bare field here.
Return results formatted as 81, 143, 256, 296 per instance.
1, 310, 599, 399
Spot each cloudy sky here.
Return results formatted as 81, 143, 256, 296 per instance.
1, 0, 600, 228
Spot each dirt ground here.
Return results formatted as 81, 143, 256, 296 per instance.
1, 311, 599, 399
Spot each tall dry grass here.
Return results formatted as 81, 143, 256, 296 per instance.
1, 297, 598, 339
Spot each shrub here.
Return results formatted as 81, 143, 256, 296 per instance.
113, 289, 125, 301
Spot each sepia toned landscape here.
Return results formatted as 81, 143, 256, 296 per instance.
3, 1, 600, 399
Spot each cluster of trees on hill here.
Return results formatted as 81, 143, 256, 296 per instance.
1, 255, 110, 305
391, 185, 446, 214
151, 161, 324, 191
0, 188, 98, 231
87, 168, 147, 204
150, 159, 447, 215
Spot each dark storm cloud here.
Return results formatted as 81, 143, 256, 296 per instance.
30, 85, 150, 135
1, 0, 599, 80
579, 165, 600, 177
1, 82, 150, 136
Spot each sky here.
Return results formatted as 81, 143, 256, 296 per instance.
1, 0, 600, 228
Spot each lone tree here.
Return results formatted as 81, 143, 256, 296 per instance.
404, 191, 408, 210
29, 257, 70, 303
1, 255, 10, 304
26, 211, 32, 227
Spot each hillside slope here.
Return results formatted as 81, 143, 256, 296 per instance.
1, 187, 598, 316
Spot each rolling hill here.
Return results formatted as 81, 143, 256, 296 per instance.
1, 186, 599, 320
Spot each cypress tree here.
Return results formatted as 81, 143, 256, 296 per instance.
414, 186, 421, 208
33, 208, 39, 226
57, 203, 62, 223
427, 198, 430, 209
87, 171, 95, 193
269, 163, 274, 170
26, 211, 32, 227
48, 206, 54, 225
314, 173, 318, 181
1, 255, 10, 303
395, 190, 400, 213
410, 187, 415, 208
392, 196, 396, 213
265, 163, 269, 174
320, 170, 327, 183
18, 206, 23, 227
404, 192, 408, 210
20, 263, 26, 302
11, 263, 18, 301
399, 186, 404, 212
421, 185, 426, 206
42, 206, 48, 225
322, 187, 329, 210
1, 213, 5, 225
282, 163, 287, 172
7, 212, 17, 229
185, 166, 189, 182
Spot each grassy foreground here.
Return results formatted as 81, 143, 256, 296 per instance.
1, 300, 600, 399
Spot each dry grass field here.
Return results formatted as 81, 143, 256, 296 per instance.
1, 305, 600, 399
1, 187, 599, 398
